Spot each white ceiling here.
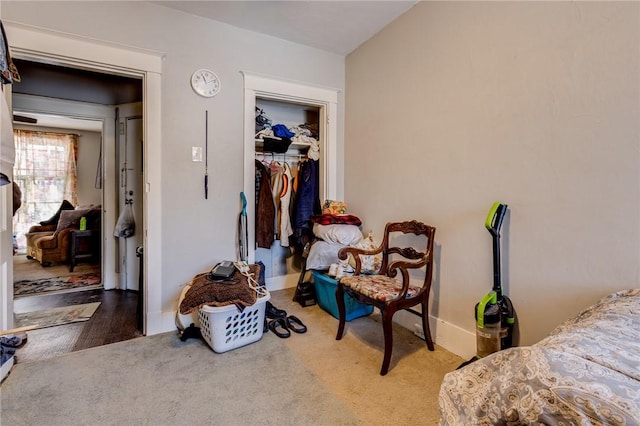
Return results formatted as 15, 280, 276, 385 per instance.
153, 1, 418, 55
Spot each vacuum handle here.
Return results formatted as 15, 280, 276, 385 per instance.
486, 201, 508, 296
485, 202, 507, 237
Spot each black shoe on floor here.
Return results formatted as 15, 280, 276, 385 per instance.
268, 318, 291, 338
265, 301, 287, 319
285, 316, 307, 333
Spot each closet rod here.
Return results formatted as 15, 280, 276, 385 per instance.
255, 152, 306, 161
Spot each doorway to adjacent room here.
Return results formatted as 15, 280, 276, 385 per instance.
9, 59, 145, 361
1, 21, 164, 340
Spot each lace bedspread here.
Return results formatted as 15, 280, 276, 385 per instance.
439, 289, 640, 425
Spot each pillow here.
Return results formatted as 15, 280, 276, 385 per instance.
76, 204, 99, 210
322, 200, 348, 215
306, 240, 346, 270
347, 233, 383, 274
313, 223, 363, 246
56, 208, 91, 232
39, 200, 74, 226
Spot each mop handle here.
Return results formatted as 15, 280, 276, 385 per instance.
240, 192, 247, 216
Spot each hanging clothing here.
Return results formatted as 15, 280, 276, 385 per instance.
270, 161, 284, 240
292, 159, 321, 247
255, 159, 275, 249
295, 159, 320, 227
0, 21, 20, 84
279, 162, 294, 247
287, 161, 299, 240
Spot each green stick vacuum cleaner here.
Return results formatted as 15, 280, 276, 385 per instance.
475, 202, 515, 358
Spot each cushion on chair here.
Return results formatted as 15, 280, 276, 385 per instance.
39, 200, 75, 226
339, 275, 420, 302
56, 208, 91, 232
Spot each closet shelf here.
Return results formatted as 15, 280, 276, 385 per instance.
255, 139, 312, 153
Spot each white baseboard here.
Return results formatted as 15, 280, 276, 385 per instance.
147, 310, 179, 335
431, 317, 476, 360
394, 311, 476, 360
264, 272, 299, 292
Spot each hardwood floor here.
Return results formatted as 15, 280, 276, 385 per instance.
13, 289, 143, 364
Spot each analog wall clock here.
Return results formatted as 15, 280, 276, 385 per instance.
190, 69, 221, 98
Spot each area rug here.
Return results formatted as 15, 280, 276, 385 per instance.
14, 273, 102, 298
14, 302, 101, 330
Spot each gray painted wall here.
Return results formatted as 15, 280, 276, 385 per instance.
345, 1, 640, 349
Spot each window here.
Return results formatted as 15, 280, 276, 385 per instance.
12, 130, 78, 252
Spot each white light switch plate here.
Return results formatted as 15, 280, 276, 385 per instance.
192, 146, 203, 162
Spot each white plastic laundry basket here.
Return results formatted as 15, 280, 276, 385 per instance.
198, 291, 271, 353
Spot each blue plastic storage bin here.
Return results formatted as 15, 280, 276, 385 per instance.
312, 271, 374, 321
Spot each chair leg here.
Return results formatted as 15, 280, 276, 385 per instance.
421, 300, 434, 351
380, 308, 394, 376
335, 283, 347, 340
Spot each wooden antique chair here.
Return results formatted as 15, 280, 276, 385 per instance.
336, 220, 436, 375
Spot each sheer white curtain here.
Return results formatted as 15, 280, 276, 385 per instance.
12, 130, 78, 252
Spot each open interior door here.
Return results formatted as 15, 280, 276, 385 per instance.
0, 85, 15, 331
115, 103, 143, 291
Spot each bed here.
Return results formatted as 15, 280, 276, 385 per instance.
439, 289, 640, 425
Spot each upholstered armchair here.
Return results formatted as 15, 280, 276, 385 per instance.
26, 206, 100, 266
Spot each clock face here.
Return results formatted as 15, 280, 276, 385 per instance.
191, 69, 221, 97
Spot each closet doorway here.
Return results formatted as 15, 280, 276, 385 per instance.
242, 72, 339, 290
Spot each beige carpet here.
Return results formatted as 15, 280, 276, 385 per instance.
2, 331, 362, 425
2, 288, 463, 425
269, 288, 464, 425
